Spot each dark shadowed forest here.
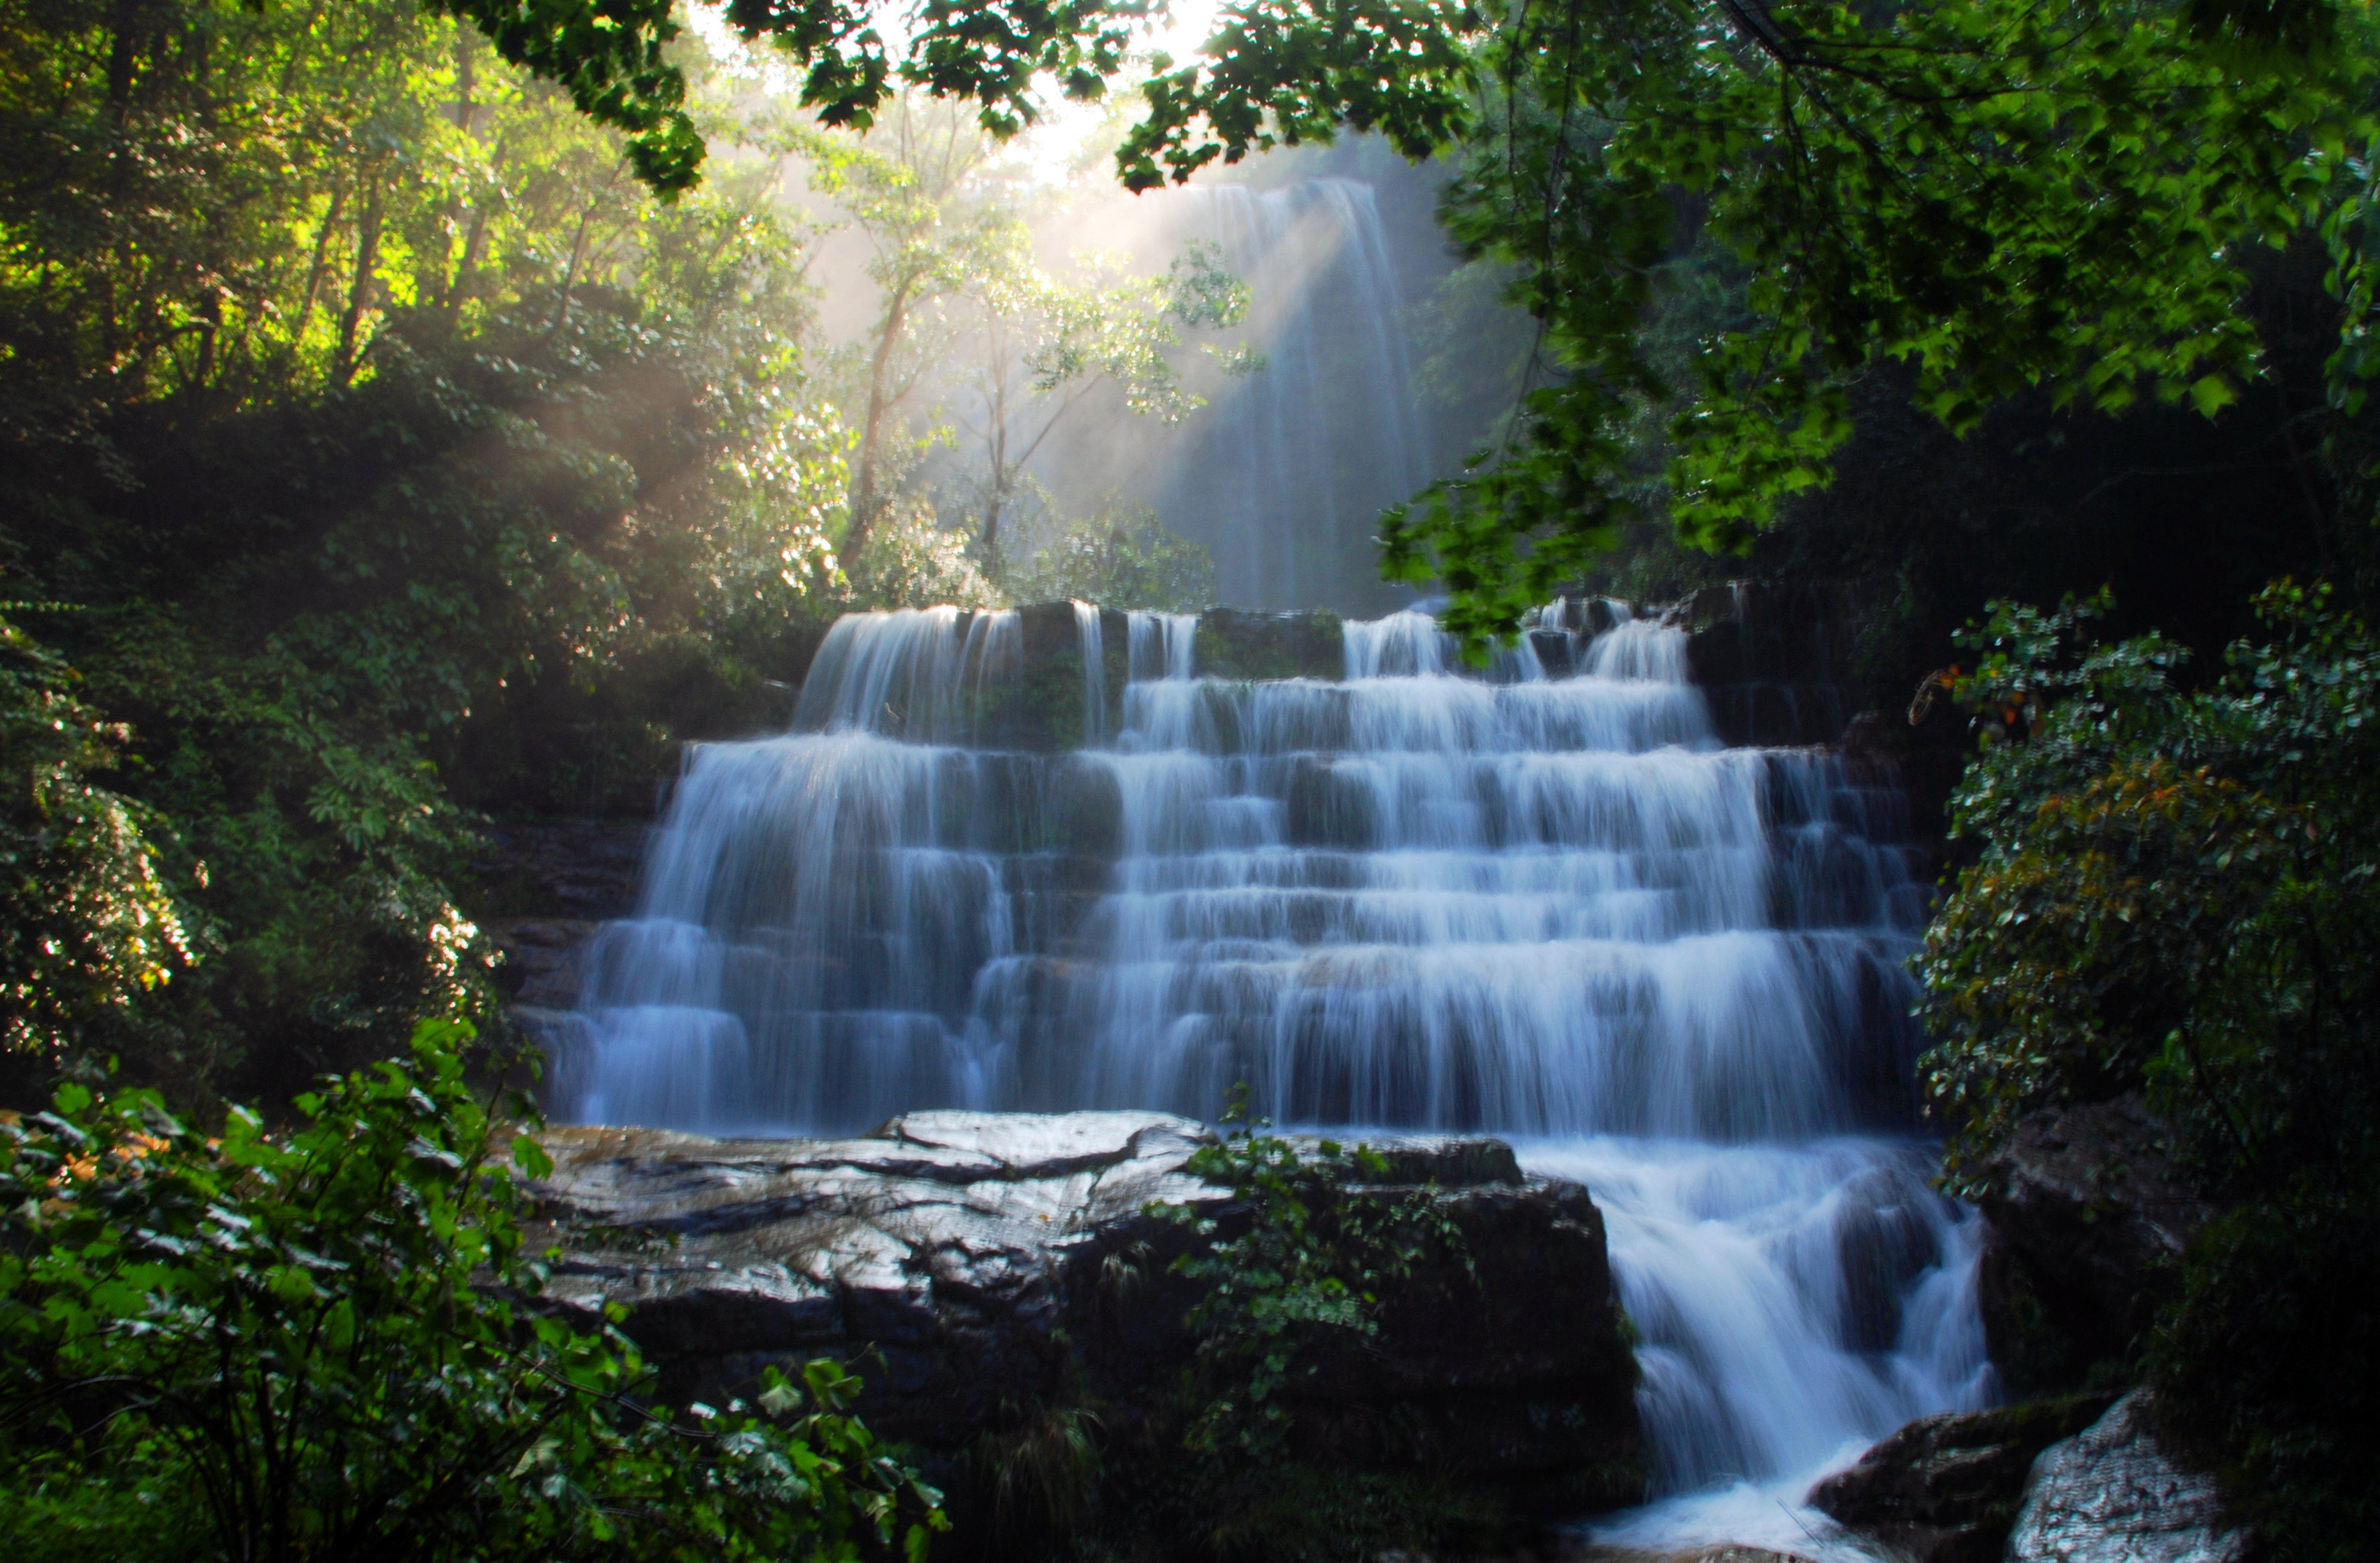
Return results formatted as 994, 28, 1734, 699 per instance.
3, 1, 2376, 1559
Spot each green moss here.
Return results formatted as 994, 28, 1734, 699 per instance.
1193, 610, 1344, 682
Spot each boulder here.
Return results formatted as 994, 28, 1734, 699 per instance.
1808, 1394, 2117, 1563
522, 1110, 1642, 1521
1973, 1097, 2210, 1393
1192, 607, 1345, 681
2006, 1392, 2245, 1563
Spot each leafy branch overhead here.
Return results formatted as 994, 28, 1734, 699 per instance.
444, 0, 2380, 645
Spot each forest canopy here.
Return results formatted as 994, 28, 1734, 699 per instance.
449, 0, 2380, 642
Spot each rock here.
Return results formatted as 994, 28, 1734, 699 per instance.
472, 816, 651, 923
522, 1110, 1641, 1524
469, 817, 653, 1057
483, 916, 598, 1009
1193, 607, 1345, 680
1497, 1544, 1806, 1563
1974, 1097, 2211, 1392
1669, 579, 1878, 746
2006, 1392, 2245, 1563
1808, 1394, 2117, 1563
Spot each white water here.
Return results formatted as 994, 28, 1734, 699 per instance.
548, 601, 1991, 1544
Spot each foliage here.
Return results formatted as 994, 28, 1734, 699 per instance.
938, 227, 1253, 566
1144, 1088, 1473, 1558
0, 609, 193, 1071
779, 94, 1008, 562
0, 0, 851, 1104
1386, 5, 2371, 646
997, 491, 1217, 611
854, 498, 1004, 609
432, 0, 1152, 195
0, 1017, 946, 1562
1917, 582, 2380, 1554
463, 0, 2380, 648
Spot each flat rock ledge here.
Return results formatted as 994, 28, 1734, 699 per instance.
524, 1110, 1644, 1524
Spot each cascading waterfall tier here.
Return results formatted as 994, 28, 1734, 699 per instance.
550, 599, 1989, 1542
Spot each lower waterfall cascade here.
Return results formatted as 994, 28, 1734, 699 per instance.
548, 600, 1992, 1549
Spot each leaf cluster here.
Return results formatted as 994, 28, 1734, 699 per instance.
0, 1017, 947, 1561
0, 609, 193, 1067
1153, 1087, 1468, 1466
1919, 581, 2380, 1194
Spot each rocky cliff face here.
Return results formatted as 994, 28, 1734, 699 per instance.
1676, 581, 1869, 748
520, 1110, 1644, 1537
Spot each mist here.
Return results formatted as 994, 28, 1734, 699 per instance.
756, 86, 1522, 613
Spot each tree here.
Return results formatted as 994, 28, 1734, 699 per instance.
782, 95, 1003, 563
441, 0, 2380, 645
0, 0, 849, 1105
940, 231, 1249, 567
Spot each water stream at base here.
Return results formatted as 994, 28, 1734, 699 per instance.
547, 601, 1994, 1545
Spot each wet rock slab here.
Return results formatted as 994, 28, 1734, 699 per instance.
523, 1110, 1641, 1511
2007, 1392, 2245, 1563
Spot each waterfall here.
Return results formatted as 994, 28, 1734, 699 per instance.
1074, 600, 1108, 747
550, 600, 1988, 1546
1132, 180, 1430, 612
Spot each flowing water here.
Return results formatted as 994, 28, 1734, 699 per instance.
1046, 179, 1433, 613
548, 601, 1992, 1546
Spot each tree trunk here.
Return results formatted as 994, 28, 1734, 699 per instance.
192, 288, 220, 389
447, 204, 491, 316
334, 172, 384, 387
294, 179, 347, 357
549, 201, 598, 336
106, 0, 148, 114
846, 278, 914, 566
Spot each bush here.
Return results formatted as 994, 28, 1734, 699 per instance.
998, 495, 1217, 613
1124, 1091, 1482, 1563
0, 608, 195, 1083
1917, 583, 2380, 1557
0, 1019, 946, 1562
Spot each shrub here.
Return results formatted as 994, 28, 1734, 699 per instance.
1917, 583, 2380, 1556
0, 1019, 946, 1562
1128, 1091, 1481, 1563
0, 608, 195, 1081
998, 495, 1217, 613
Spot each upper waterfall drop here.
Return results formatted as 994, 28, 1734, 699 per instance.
1048, 178, 1435, 613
